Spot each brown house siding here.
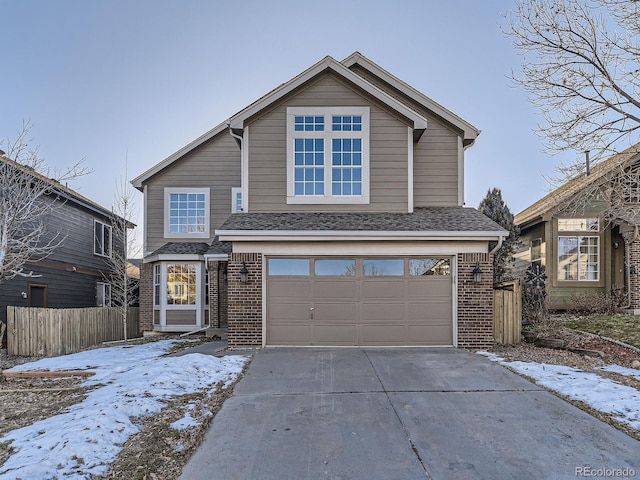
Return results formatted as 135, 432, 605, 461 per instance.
457, 253, 494, 350
246, 73, 410, 213
144, 133, 240, 254
228, 253, 263, 349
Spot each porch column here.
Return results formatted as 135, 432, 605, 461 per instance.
207, 260, 220, 329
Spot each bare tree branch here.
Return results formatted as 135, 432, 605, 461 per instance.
0, 124, 89, 282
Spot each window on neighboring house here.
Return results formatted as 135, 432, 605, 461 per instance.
153, 264, 161, 307
287, 107, 369, 204
166, 263, 197, 305
164, 188, 210, 238
231, 187, 243, 213
94, 220, 112, 257
557, 218, 600, 281
97, 282, 112, 307
622, 171, 640, 203
530, 238, 542, 265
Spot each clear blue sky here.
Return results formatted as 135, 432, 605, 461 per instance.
1, 0, 577, 226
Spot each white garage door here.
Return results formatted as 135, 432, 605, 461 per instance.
266, 257, 453, 346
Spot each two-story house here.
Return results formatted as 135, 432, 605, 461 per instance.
132, 52, 507, 349
0, 153, 128, 346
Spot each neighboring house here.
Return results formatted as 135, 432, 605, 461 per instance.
132, 52, 508, 349
0, 154, 129, 345
514, 144, 640, 311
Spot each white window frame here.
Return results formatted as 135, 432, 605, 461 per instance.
231, 187, 243, 213
94, 220, 112, 258
97, 282, 112, 307
164, 187, 210, 239
556, 218, 601, 282
286, 107, 370, 204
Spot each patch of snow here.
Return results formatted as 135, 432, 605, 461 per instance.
0, 340, 248, 480
480, 352, 640, 430
170, 412, 200, 431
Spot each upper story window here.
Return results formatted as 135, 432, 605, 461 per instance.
231, 187, 243, 213
530, 238, 542, 265
622, 171, 640, 203
286, 107, 370, 204
557, 218, 600, 282
94, 220, 112, 257
164, 187, 210, 238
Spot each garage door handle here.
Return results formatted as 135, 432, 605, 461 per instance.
310, 307, 314, 320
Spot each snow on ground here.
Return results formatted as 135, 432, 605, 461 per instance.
0, 340, 248, 480
479, 352, 640, 430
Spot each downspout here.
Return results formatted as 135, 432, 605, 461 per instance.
228, 122, 243, 144
489, 235, 505, 255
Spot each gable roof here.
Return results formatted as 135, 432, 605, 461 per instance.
0, 153, 125, 222
515, 143, 640, 228
216, 207, 507, 241
132, 52, 478, 190
341, 52, 480, 146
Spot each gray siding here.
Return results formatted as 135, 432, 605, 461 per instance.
144, 134, 241, 254
246, 73, 410, 213
349, 65, 461, 207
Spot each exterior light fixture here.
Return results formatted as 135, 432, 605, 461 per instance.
239, 262, 249, 283
472, 262, 483, 283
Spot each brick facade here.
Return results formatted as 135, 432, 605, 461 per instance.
457, 253, 494, 350
625, 235, 640, 311
207, 260, 228, 328
139, 263, 154, 333
227, 253, 263, 349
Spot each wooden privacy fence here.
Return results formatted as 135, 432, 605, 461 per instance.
493, 280, 522, 345
7, 307, 140, 357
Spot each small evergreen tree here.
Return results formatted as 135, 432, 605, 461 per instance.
478, 188, 520, 284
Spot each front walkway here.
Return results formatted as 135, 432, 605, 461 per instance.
180, 348, 640, 480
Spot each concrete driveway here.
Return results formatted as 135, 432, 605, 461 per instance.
180, 348, 640, 480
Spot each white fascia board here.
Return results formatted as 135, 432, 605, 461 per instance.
229, 56, 428, 131
203, 253, 229, 261
341, 52, 480, 144
131, 121, 228, 189
143, 254, 204, 263
216, 229, 509, 242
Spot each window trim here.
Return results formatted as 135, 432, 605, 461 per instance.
94, 220, 112, 258
286, 107, 370, 205
97, 281, 112, 307
164, 187, 210, 239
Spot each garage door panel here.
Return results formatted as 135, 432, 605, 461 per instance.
313, 281, 357, 299
269, 280, 311, 299
407, 302, 452, 321
313, 302, 358, 323
407, 325, 453, 345
362, 281, 405, 299
408, 280, 450, 298
268, 302, 311, 322
361, 302, 405, 321
361, 325, 407, 344
313, 325, 358, 344
268, 325, 312, 345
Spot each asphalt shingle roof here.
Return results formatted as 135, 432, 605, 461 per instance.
217, 207, 505, 233
150, 237, 232, 257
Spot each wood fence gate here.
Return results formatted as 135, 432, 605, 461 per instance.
493, 280, 522, 345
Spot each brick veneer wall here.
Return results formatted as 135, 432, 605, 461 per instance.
227, 253, 262, 348
627, 238, 640, 311
457, 253, 494, 350
207, 260, 229, 329
139, 262, 154, 333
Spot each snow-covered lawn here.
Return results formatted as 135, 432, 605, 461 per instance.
479, 352, 640, 430
0, 340, 248, 480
